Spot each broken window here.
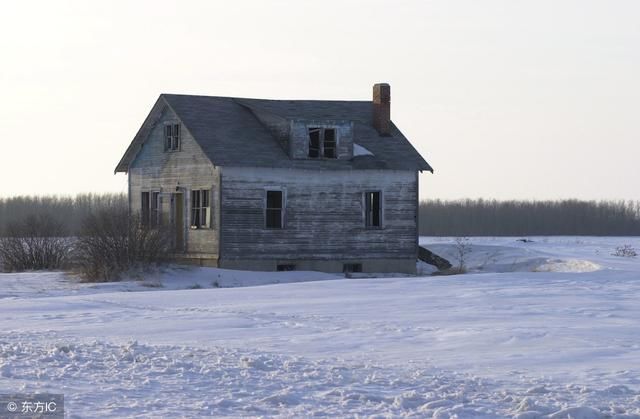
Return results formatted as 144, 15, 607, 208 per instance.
165, 123, 181, 151
266, 190, 284, 229
308, 128, 320, 158
307, 127, 337, 159
365, 191, 381, 227
191, 189, 210, 229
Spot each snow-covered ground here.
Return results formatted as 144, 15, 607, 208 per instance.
1, 237, 639, 418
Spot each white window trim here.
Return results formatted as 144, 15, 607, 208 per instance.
190, 188, 212, 230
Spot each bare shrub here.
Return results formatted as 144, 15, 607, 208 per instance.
453, 237, 472, 273
75, 206, 172, 282
0, 214, 71, 272
432, 237, 472, 276
612, 244, 638, 258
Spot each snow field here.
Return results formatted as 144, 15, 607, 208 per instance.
1, 236, 639, 417
3, 333, 639, 418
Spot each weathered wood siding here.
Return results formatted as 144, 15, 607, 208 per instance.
219, 167, 417, 260
128, 106, 220, 258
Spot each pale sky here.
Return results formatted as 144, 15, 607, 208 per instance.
1, 0, 638, 200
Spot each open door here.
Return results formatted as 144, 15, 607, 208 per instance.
172, 192, 184, 251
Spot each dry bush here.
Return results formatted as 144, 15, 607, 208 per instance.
612, 244, 638, 258
0, 214, 71, 272
75, 206, 172, 282
453, 237, 472, 273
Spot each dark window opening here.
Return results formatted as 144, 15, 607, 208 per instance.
277, 264, 296, 271
343, 263, 362, 273
307, 127, 337, 159
365, 191, 381, 227
165, 123, 181, 151
323, 128, 336, 158
141, 192, 150, 226
308, 128, 320, 158
191, 189, 210, 229
266, 190, 283, 229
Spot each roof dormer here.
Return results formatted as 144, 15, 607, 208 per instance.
288, 120, 354, 160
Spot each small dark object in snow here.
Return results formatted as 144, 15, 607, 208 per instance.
418, 246, 452, 271
612, 244, 637, 258
517, 239, 534, 243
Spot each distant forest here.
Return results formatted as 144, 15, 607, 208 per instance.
0, 194, 639, 236
419, 199, 640, 236
0, 193, 126, 236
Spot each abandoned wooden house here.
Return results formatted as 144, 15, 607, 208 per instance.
115, 84, 433, 274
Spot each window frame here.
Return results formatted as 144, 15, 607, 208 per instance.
141, 191, 161, 226
364, 190, 383, 228
322, 128, 337, 158
265, 188, 285, 229
151, 191, 161, 226
307, 127, 338, 159
190, 189, 211, 229
164, 123, 181, 152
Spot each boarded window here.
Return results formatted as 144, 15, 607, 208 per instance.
365, 191, 381, 227
191, 189, 210, 229
165, 123, 181, 151
307, 127, 337, 159
266, 190, 283, 229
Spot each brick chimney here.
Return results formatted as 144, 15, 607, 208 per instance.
372, 83, 391, 136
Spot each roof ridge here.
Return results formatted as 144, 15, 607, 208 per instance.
161, 93, 371, 103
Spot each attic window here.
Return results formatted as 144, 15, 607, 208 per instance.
165, 124, 181, 151
308, 128, 337, 159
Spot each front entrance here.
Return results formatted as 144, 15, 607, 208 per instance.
172, 192, 184, 251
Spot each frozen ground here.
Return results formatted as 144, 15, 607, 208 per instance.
1, 237, 639, 418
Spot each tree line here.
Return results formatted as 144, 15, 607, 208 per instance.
419, 199, 640, 236
0, 193, 126, 236
1, 194, 639, 236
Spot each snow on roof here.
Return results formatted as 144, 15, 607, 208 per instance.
353, 143, 374, 157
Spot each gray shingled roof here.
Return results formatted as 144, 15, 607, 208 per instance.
115, 94, 433, 173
